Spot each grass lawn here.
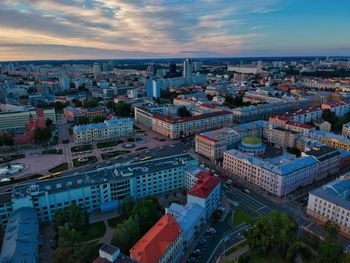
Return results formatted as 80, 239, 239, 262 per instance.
71, 144, 93, 153
230, 208, 252, 226
42, 149, 63, 155
225, 239, 248, 256
96, 140, 118, 149
48, 163, 68, 173
73, 156, 97, 167
107, 216, 124, 228
81, 221, 106, 241
101, 150, 130, 160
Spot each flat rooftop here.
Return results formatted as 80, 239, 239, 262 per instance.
13, 153, 195, 199
310, 178, 350, 211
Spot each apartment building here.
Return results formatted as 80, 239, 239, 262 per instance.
321, 101, 350, 117
308, 130, 350, 151
223, 149, 319, 196
0, 108, 56, 132
231, 102, 293, 123
195, 127, 240, 160
152, 111, 233, 139
307, 178, 350, 238
264, 126, 301, 149
130, 214, 183, 263
342, 122, 350, 138
303, 146, 340, 180
64, 106, 107, 122
8, 154, 197, 223
233, 120, 269, 139
134, 105, 167, 128
73, 117, 133, 143
165, 202, 205, 246
187, 172, 221, 220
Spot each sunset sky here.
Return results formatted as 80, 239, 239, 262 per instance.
0, 0, 349, 61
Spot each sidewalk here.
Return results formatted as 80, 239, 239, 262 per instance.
221, 245, 249, 262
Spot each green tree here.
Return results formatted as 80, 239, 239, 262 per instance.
177, 106, 192, 117
0, 134, 14, 146
46, 118, 53, 127
72, 99, 82, 107
319, 221, 344, 263
132, 197, 160, 233
53, 204, 89, 233
76, 116, 90, 125
115, 102, 132, 117
120, 196, 135, 219
245, 210, 299, 262
91, 115, 106, 123
33, 127, 52, 144
58, 223, 80, 247
112, 217, 141, 254
83, 98, 99, 108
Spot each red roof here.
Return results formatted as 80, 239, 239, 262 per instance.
285, 120, 313, 129
188, 172, 221, 199
152, 111, 232, 124
129, 214, 182, 263
195, 133, 217, 143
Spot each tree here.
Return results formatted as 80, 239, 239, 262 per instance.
53, 204, 89, 233
115, 102, 132, 117
322, 109, 337, 125
131, 197, 160, 233
112, 217, 141, 254
58, 223, 80, 247
245, 210, 300, 262
91, 115, 106, 124
76, 116, 90, 125
319, 221, 344, 263
72, 99, 82, 107
46, 118, 53, 127
33, 127, 52, 144
177, 106, 192, 117
83, 98, 99, 108
120, 196, 135, 219
0, 134, 14, 147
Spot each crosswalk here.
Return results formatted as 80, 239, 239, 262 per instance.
226, 188, 271, 216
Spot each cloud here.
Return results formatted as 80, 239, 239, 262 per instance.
0, 0, 282, 60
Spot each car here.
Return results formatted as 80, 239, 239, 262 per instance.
244, 188, 250, 194
169, 144, 175, 147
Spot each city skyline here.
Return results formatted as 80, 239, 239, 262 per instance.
0, 0, 349, 61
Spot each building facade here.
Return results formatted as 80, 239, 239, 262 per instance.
73, 117, 133, 143
195, 127, 240, 160
223, 149, 319, 196
307, 178, 350, 238
152, 111, 233, 139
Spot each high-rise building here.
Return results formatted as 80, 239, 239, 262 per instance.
193, 61, 202, 71
92, 63, 102, 74
146, 78, 161, 99
183, 59, 192, 78
59, 76, 70, 90
147, 65, 155, 76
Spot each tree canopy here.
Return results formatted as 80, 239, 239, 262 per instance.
245, 210, 300, 262
177, 106, 192, 118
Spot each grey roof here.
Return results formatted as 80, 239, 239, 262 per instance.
310, 178, 350, 211
225, 149, 318, 176
13, 153, 195, 199
0, 207, 39, 263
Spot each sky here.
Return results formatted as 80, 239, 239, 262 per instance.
0, 0, 349, 61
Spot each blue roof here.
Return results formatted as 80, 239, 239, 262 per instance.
0, 207, 39, 263
74, 122, 107, 132
167, 203, 204, 233
310, 178, 350, 210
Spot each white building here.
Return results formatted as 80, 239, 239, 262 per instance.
73, 117, 133, 143
223, 149, 319, 196
307, 178, 350, 239
187, 172, 221, 220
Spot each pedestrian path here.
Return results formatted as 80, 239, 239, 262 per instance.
221, 245, 249, 262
